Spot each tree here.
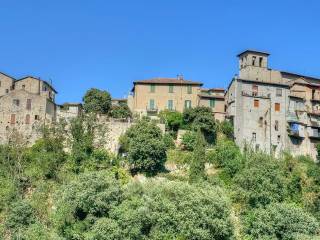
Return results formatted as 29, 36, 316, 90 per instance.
110, 102, 132, 119
183, 107, 216, 144
217, 120, 234, 140
107, 181, 234, 240
83, 88, 112, 114
159, 110, 183, 134
244, 203, 320, 239
189, 130, 206, 183
234, 153, 286, 208
181, 130, 197, 151
120, 119, 167, 175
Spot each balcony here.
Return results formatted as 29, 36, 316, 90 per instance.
146, 106, 158, 113
241, 91, 270, 99
289, 91, 306, 100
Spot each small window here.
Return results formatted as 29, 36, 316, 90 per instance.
259, 57, 263, 67
252, 132, 256, 142
254, 99, 260, 108
22, 84, 25, 89
0, 81, 1, 87
5, 89, 9, 94
26, 99, 32, 110
10, 114, 15, 124
25, 114, 30, 124
259, 117, 263, 127
277, 135, 281, 143
184, 100, 192, 109
168, 100, 173, 110
13, 99, 20, 106
252, 56, 256, 66
150, 84, 155, 93
35, 115, 40, 120
275, 120, 279, 131
210, 99, 215, 108
187, 85, 192, 94
276, 88, 282, 97
169, 85, 174, 93
275, 103, 280, 112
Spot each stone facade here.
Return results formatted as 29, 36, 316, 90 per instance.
129, 76, 226, 120
226, 50, 320, 159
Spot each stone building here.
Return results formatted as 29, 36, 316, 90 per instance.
225, 50, 320, 159
128, 76, 226, 120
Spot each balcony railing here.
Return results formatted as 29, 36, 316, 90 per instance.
241, 91, 270, 98
146, 106, 158, 113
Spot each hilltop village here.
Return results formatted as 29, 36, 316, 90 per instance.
1, 49, 320, 159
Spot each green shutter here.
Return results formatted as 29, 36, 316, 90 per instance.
210, 99, 215, 108
168, 100, 173, 110
150, 84, 155, 93
169, 85, 174, 93
149, 99, 155, 109
187, 85, 192, 94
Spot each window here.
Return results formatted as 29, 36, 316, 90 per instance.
10, 114, 15, 124
252, 132, 256, 142
168, 100, 173, 110
169, 85, 174, 93
26, 99, 32, 110
184, 100, 192, 109
13, 99, 20, 106
276, 88, 282, 97
259, 117, 263, 127
42, 85, 48, 91
0, 81, 1, 87
187, 85, 192, 94
259, 57, 263, 67
35, 115, 40, 120
149, 99, 155, 109
25, 114, 30, 124
150, 84, 155, 93
275, 103, 280, 112
22, 84, 25, 89
210, 99, 215, 108
275, 120, 279, 131
277, 135, 281, 143
254, 99, 259, 108
252, 56, 256, 66
252, 85, 258, 96
5, 89, 9, 94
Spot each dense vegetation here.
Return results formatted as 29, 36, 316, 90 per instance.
1, 97, 320, 239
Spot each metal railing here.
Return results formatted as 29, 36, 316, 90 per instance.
241, 91, 270, 98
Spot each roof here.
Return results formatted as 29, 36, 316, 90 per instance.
281, 71, 320, 82
0, 71, 15, 80
208, 88, 225, 92
15, 76, 58, 93
61, 102, 82, 106
237, 50, 270, 57
133, 78, 203, 86
238, 78, 290, 88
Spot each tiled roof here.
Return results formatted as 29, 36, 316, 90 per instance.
198, 94, 224, 99
237, 49, 270, 57
134, 78, 203, 86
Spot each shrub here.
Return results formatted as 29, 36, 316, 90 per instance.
244, 203, 320, 239
159, 110, 183, 134
120, 119, 167, 175
163, 133, 175, 149
110, 102, 132, 119
234, 153, 286, 208
217, 120, 234, 139
181, 130, 197, 151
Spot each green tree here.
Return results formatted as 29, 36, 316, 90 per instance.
120, 119, 167, 175
159, 110, 183, 135
217, 120, 234, 139
244, 203, 320, 239
110, 102, 132, 119
234, 153, 286, 208
183, 107, 216, 144
83, 88, 112, 114
189, 130, 206, 183
180, 130, 197, 151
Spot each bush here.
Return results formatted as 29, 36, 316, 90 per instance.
217, 120, 234, 139
166, 149, 193, 166
107, 180, 235, 240
159, 110, 183, 134
120, 119, 167, 175
181, 130, 197, 151
208, 139, 242, 176
163, 133, 175, 149
83, 88, 112, 114
110, 102, 132, 119
234, 153, 286, 208
244, 203, 320, 239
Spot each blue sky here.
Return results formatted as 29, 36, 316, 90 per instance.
0, 0, 319, 103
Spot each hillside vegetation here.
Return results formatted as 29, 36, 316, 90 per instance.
1, 91, 320, 239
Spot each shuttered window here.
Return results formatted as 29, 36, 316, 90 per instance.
254, 99, 259, 108
275, 103, 280, 112
25, 114, 30, 124
26, 99, 32, 110
10, 114, 15, 124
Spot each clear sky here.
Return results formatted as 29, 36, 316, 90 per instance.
0, 0, 319, 103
